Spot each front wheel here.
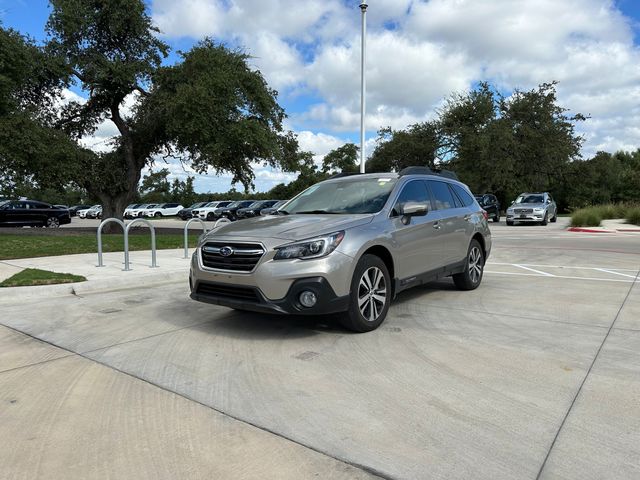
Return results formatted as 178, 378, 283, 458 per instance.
550, 212, 557, 223
340, 254, 391, 333
46, 216, 60, 228
154, 212, 162, 218
493, 213, 500, 223
540, 212, 548, 226
452, 239, 484, 290
506, 220, 514, 226
206, 212, 215, 221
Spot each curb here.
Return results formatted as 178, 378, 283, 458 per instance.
567, 227, 615, 233
0, 270, 187, 304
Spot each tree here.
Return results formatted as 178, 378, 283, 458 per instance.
322, 143, 358, 173
1, 1, 300, 232
366, 122, 440, 173
139, 169, 170, 203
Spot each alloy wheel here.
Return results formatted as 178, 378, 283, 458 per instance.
358, 266, 387, 322
46, 217, 60, 228
468, 246, 483, 284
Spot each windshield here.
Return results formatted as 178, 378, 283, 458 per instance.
284, 178, 397, 214
248, 201, 263, 208
515, 194, 544, 204
190, 202, 205, 208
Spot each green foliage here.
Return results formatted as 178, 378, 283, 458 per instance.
570, 203, 640, 227
625, 207, 640, 226
570, 209, 602, 227
0, 268, 86, 287
367, 123, 439, 172
322, 143, 359, 173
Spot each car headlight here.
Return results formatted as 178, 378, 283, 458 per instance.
533, 208, 544, 213
507, 208, 514, 214
274, 231, 345, 260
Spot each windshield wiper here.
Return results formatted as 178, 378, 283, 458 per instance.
295, 210, 339, 214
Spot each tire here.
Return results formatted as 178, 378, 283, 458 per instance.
550, 212, 557, 223
493, 213, 500, 223
46, 216, 60, 229
452, 239, 484, 291
340, 254, 391, 333
154, 212, 162, 218
506, 220, 514, 226
540, 212, 548, 226
206, 212, 215, 221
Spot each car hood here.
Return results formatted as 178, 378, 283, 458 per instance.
205, 214, 375, 241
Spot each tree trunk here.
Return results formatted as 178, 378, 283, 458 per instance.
97, 193, 131, 234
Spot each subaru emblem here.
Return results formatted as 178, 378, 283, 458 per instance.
220, 246, 234, 257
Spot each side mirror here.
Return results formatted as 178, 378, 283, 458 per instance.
401, 202, 428, 224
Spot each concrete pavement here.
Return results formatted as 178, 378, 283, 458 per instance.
1, 217, 639, 479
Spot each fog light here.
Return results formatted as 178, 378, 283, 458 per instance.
299, 290, 317, 308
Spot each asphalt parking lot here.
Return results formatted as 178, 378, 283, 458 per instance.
1, 219, 639, 479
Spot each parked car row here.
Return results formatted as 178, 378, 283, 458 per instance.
190, 200, 283, 221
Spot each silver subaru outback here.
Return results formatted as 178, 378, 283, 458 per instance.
190, 167, 492, 332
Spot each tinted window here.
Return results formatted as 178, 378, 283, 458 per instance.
392, 180, 429, 216
428, 181, 456, 210
28, 201, 49, 209
449, 186, 463, 208
452, 184, 475, 207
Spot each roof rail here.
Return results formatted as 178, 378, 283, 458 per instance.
398, 166, 459, 181
329, 172, 361, 179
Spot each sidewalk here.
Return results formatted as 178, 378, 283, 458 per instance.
0, 248, 191, 303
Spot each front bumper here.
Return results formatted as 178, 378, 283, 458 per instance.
507, 213, 545, 222
190, 277, 349, 315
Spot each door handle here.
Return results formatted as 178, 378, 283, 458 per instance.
433, 221, 441, 230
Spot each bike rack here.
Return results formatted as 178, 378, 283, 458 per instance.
97, 218, 126, 267
183, 217, 208, 259
124, 218, 158, 271
183, 217, 232, 258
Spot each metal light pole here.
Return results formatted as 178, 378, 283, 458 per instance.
359, 1, 368, 173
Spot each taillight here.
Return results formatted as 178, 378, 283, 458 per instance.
482, 210, 489, 221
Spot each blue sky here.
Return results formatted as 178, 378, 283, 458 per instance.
2, 0, 640, 193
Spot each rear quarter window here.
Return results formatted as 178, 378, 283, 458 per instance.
451, 184, 475, 207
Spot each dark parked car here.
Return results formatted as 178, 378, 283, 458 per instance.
474, 194, 500, 223
0, 200, 71, 228
69, 204, 93, 217
219, 200, 255, 221
260, 200, 288, 216
178, 202, 209, 220
235, 200, 281, 219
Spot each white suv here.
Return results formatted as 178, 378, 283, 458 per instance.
145, 203, 184, 218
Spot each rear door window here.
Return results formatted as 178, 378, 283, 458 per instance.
427, 181, 456, 210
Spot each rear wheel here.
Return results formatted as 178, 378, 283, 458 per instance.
452, 239, 484, 290
340, 255, 391, 333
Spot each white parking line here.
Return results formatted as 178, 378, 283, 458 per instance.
513, 264, 555, 277
594, 268, 639, 279
488, 262, 638, 272
484, 271, 636, 284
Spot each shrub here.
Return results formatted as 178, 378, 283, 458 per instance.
570, 208, 602, 227
626, 207, 640, 226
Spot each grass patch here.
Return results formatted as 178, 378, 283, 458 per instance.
0, 233, 198, 261
570, 203, 640, 227
0, 268, 86, 287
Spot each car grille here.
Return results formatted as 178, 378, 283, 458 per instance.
201, 242, 265, 272
196, 282, 260, 302
514, 208, 534, 214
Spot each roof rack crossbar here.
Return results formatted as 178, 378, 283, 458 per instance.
398, 166, 459, 181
